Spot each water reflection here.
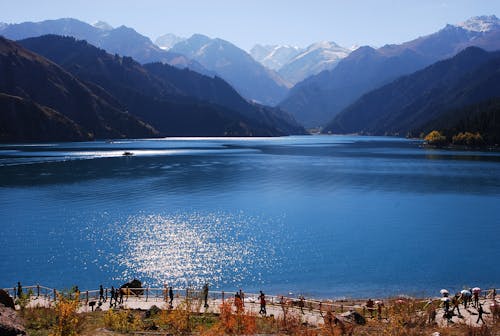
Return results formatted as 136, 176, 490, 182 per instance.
89, 212, 282, 288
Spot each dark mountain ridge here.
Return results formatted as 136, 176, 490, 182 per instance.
16, 35, 304, 138
0, 93, 89, 142
322, 47, 500, 141
0, 36, 157, 141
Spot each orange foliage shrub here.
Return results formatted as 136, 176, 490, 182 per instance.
201, 299, 256, 335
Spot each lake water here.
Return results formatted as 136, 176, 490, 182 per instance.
0, 136, 499, 298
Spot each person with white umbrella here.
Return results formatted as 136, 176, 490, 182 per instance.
460, 289, 471, 309
472, 287, 481, 308
441, 297, 451, 312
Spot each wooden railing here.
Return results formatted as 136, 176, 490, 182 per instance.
3, 284, 498, 319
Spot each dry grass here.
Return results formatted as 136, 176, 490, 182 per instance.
21, 296, 499, 336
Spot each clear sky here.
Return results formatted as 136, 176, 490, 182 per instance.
1, 0, 499, 50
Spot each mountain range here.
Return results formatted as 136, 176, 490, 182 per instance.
250, 42, 351, 85
169, 34, 291, 105
0, 35, 304, 142
323, 47, 500, 142
280, 15, 500, 128
249, 44, 303, 71
0, 18, 209, 75
1, 15, 500, 143
0, 19, 292, 105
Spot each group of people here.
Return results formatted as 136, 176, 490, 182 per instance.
232, 289, 267, 316
98, 285, 124, 308
440, 288, 495, 324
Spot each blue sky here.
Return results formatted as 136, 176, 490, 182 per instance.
2, 0, 499, 50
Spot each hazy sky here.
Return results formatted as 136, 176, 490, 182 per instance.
2, 0, 499, 50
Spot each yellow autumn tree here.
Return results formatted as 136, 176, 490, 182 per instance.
452, 132, 484, 146
49, 292, 80, 336
424, 130, 447, 146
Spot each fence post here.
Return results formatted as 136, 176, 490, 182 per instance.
53, 289, 57, 301
86, 291, 89, 304
222, 290, 225, 302
340, 304, 343, 313
146, 287, 149, 302
36, 284, 40, 298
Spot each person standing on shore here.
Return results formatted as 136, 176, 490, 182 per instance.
239, 289, 245, 307
110, 286, 115, 308
99, 285, 105, 302
202, 283, 209, 308
259, 291, 266, 316
461, 291, 470, 309
74, 286, 80, 299
17, 282, 22, 299
473, 291, 480, 308
234, 292, 243, 312
168, 286, 174, 309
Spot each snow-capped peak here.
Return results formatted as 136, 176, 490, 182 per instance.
93, 20, 113, 31
155, 33, 185, 50
457, 15, 500, 32
314, 41, 339, 49
249, 44, 304, 70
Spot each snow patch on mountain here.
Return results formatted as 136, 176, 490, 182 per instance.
93, 21, 113, 31
457, 15, 500, 32
250, 44, 303, 70
277, 41, 350, 84
155, 33, 186, 50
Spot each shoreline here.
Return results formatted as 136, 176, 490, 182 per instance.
3, 284, 498, 335
4, 283, 499, 302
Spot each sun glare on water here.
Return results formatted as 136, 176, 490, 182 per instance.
103, 212, 281, 289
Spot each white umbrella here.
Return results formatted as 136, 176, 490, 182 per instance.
472, 287, 481, 293
460, 289, 471, 296
440, 289, 449, 295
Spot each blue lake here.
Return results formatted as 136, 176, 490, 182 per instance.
0, 135, 499, 298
